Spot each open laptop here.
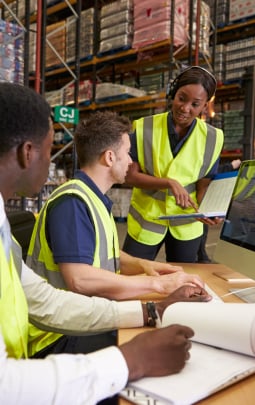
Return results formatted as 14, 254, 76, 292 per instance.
213, 159, 255, 301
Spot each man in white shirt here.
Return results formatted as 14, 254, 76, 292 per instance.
0, 82, 211, 404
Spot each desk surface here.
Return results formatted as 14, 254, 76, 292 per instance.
118, 263, 255, 405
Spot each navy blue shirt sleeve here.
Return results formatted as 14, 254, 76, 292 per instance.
129, 131, 138, 162
205, 157, 220, 178
46, 195, 95, 264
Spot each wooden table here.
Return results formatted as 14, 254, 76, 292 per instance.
118, 263, 255, 405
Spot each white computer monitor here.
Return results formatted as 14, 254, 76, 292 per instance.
213, 160, 255, 279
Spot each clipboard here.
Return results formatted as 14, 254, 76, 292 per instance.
158, 172, 237, 221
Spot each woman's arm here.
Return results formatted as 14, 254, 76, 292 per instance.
125, 162, 197, 209
196, 177, 211, 205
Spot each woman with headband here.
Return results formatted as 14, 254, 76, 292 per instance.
123, 66, 224, 263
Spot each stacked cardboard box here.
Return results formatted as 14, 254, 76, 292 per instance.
132, 0, 188, 49
138, 71, 169, 94
229, 0, 255, 22
46, 80, 93, 107
2, 0, 37, 21
95, 82, 146, 102
66, 7, 95, 63
46, 20, 66, 68
223, 110, 244, 151
26, 20, 65, 72
99, 0, 133, 53
64, 80, 93, 105
207, 0, 229, 27
45, 89, 64, 107
210, 44, 226, 84
225, 36, 255, 82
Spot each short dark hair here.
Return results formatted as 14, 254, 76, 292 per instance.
170, 66, 217, 101
75, 111, 131, 166
0, 83, 51, 157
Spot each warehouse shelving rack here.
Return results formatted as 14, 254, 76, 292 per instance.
2, 0, 255, 211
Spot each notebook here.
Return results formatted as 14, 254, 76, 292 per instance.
121, 302, 255, 405
158, 171, 237, 221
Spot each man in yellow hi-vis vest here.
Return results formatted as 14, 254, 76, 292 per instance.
123, 66, 224, 263
26, 111, 204, 358
224, 163, 255, 245
0, 83, 211, 404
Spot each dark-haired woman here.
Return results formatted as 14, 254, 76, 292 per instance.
123, 66, 224, 263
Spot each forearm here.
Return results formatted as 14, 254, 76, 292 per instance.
60, 261, 165, 300
125, 166, 195, 208
83, 274, 161, 300
196, 178, 211, 205
59, 261, 201, 300
22, 262, 143, 332
125, 169, 171, 190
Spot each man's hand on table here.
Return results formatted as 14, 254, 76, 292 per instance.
140, 285, 212, 325
155, 285, 212, 319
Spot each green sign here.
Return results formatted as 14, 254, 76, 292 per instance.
54, 106, 79, 124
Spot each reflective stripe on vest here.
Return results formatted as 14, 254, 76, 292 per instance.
234, 166, 255, 200
128, 113, 224, 243
26, 179, 120, 356
0, 235, 28, 358
27, 179, 120, 289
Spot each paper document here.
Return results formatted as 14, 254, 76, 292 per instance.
158, 172, 237, 221
121, 302, 255, 405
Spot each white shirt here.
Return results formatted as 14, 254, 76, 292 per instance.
0, 332, 128, 404
0, 193, 143, 403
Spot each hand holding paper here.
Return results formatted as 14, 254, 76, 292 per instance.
158, 173, 237, 222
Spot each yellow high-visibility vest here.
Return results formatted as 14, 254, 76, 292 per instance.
0, 229, 28, 359
128, 113, 224, 243
26, 178, 120, 356
233, 165, 255, 200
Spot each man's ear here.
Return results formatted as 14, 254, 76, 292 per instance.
104, 149, 115, 166
16, 141, 33, 169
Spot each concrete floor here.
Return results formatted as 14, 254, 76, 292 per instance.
116, 221, 223, 263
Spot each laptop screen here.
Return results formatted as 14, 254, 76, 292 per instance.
214, 160, 255, 278
221, 160, 255, 251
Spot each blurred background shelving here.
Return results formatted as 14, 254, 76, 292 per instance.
1, 0, 255, 217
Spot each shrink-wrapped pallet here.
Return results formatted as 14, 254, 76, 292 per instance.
0, 19, 24, 84
132, 0, 188, 49
99, 2, 134, 54
46, 20, 66, 68
66, 7, 95, 63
